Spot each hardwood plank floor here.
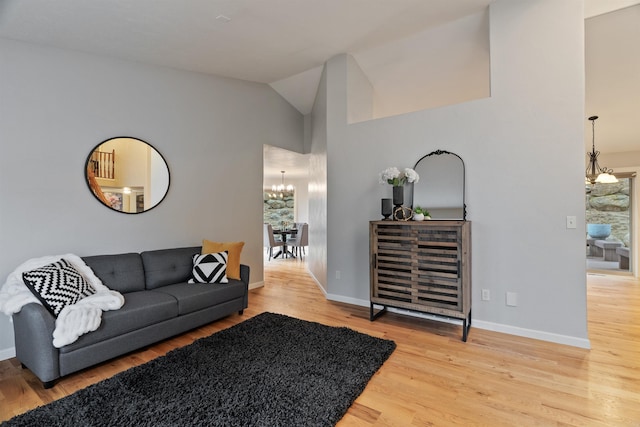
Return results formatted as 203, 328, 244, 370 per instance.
1, 258, 639, 426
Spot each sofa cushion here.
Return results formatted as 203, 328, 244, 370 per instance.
152, 280, 246, 316
59, 290, 178, 353
201, 240, 244, 280
188, 252, 228, 284
141, 247, 200, 290
22, 259, 96, 317
82, 253, 145, 293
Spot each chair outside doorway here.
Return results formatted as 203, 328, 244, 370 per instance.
289, 223, 308, 258
263, 224, 284, 261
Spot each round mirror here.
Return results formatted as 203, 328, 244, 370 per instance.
412, 149, 466, 220
85, 137, 170, 213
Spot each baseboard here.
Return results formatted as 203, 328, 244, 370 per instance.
249, 281, 264, 290
0, 346, 16, 361
306, 270, 328, 296
326, 293, 367, 307
325, 295, 590, 349
473, 320, 591, 349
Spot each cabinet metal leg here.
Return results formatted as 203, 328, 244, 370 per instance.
370, 303, 387, 321
462, 310, 471, 342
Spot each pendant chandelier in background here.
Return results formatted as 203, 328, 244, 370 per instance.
270, 170, 294, 198
586, 115, 617, 185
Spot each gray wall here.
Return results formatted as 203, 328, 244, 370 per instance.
0, 38, 303, 357
314, 0, 590, 347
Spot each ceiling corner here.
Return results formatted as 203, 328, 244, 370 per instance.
269, 66, 324, 115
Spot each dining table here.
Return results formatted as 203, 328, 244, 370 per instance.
272, 228, 297, 259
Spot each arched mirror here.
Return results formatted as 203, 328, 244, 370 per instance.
85, 137, 170, 214
412, 149, 466, 220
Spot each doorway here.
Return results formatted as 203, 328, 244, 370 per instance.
586, 175, 634, 274
262, 145, 310, 263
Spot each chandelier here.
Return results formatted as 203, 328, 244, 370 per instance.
270, 171, 294, 198
586, 115, 617, 185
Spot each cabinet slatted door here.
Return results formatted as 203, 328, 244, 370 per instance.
370, 221, 472, 341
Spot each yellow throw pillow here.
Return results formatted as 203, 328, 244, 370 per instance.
202, 240, 245, 280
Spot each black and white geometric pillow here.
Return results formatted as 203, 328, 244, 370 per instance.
22, 258, 97, 317
188, 251, 229, 284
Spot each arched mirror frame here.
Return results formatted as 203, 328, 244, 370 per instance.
85, 136, 170, 214
412, 149, 467, 220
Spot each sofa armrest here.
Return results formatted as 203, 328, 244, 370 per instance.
239, 264, 250, 309
12, 303, 60, 385
239, 264, 250, 286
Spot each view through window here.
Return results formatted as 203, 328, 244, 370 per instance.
586, 178, 632, 273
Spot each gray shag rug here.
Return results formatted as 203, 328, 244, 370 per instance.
4, 312, 396, 427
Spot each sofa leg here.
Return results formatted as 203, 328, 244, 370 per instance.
42, 380, 56, 389
21, 363, 26, 369
238, 309, 244, 315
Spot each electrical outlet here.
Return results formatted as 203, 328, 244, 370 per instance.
566, 216, 577, 229
481, 289, 491, 301
336, 270, 341, 280
506, 292, 518, 307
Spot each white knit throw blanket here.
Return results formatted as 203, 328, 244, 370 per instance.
0, 254, 124, 348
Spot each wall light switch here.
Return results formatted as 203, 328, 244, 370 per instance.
506, 292, 518, 307
566, 216, 577, 229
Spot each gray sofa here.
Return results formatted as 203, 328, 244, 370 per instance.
11, 246, 249, 388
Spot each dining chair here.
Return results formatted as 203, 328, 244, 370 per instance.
289, 223, 308, 257
264, 224, 284, 261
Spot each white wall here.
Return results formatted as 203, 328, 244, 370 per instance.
0, 38, 303, 358
354, 9, 491, 120
599, 151, 640, 169
290, 177, 310, 224
307, 66, 328, 291
346, 55, 374, 124
315, 0, 590, 347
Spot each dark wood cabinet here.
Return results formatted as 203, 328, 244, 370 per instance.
369, 220, 472, 341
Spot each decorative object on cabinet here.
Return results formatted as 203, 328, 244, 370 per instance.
85, 136, 170, 214
381, 198, 392, 220
412, 150, 466, 220
370, 220, 472, 341
393, 206, 412, 221
392, 185, 404, 208
412, 206, 430, 221
379, 166, 419, 220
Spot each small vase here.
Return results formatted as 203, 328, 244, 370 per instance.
392, 186, 404, 221
381, 198, 392, 220
392, 186, 404, 206
413, 213, 424, 221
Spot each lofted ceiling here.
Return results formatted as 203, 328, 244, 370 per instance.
0, 0, 492, 86
585, 3, 640, 154
0, 0, 638, 169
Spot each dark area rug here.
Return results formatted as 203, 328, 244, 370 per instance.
3, 312, 396, 427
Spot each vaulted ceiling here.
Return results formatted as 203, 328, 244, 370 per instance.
1, 0, 638, 175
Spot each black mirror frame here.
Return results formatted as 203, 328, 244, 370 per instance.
412, 149, 467, 220
85, 136, 170, 214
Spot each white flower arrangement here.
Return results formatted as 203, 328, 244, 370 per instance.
379, 167, 420, 187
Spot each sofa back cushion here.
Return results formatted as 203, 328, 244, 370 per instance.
82, 253, 145, 293
141, 246, 200, 290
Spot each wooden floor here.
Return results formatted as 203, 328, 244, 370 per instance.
1, 259, 639, 426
